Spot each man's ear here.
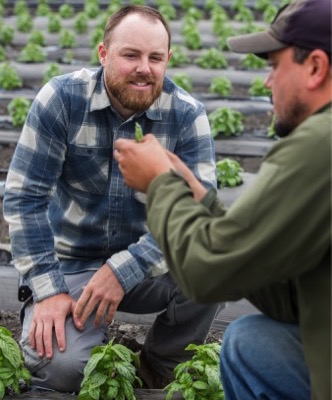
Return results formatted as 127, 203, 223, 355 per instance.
307, 49, 330, 90
98, 43, 107, 66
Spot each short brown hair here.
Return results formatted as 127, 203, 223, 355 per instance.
103, 5, 171, 50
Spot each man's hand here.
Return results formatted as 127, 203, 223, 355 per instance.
74, 264, 125, 329
114, 134, 173, 192
29, 293, 76, 359
165, 150, 208, 202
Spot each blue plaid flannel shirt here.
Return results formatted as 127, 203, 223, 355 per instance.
4, 66, 216, 301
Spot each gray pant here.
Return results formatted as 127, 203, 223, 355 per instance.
20, 271, 221, 393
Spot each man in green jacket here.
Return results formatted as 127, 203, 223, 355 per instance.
114, 0, 331, 398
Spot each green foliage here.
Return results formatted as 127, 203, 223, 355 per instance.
78, 339, 142, 400
180, 0, 194, 11
43, 63, 62, 85
165, 342, 224, 400
14, 0, 28, 16
211, 7, 229, 36
208, 108, 244, 138
74, 12, 89, 34
241, 53, 267, 70
249, 77, 271, 97
185, 6, 203, 21
135, 122, 144, 142
36, 0, 50, 16
172, 73, 192, 93
59, 3, 74, 19
216, 25, 235, 51
48, 13, 62, 33
0, 63, 22, 90
195, 48, 228, 69
0, 24, 14, 46
84, 0, 100, 19
263, 4, 278, 23
209, 76, 232, 97
158, 2, 177, 21
181, 21, 202, 50
90, 47, 100, 65
17, 43, 46, 63
216, 159, 243, 188
0, 46, 5, 62
17, 12, 33, 33
8, 98, 31, 127
168, 45, 189, 68
59, 29, 76, 49
254, 0, 273, 12
267, 114, 277, 138
235, 6, 254, 23
28, 30, 45, 46
62, 49, 74, 64
90, 27, 104, 48
0, 326, 31, 399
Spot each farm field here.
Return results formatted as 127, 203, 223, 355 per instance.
0, 0, 280, 398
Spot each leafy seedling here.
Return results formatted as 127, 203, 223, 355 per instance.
165, 342, 224, 400
0, 326, 31, 399
78, 339, 142, 400
216, 159, 243, 188
135, 122, 144, 142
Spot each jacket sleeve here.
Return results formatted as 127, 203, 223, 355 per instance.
146, 117, 330, 309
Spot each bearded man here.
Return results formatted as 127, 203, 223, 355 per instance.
3, 5, 220, 393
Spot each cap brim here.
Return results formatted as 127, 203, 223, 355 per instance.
227, 31, 287, 58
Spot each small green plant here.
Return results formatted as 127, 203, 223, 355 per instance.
8, 98, 31, 127
62, 49, 74, 64
181, 21, 202, 50
17, 43, 46, 63
74, 12, 89, 34
84, 0, 99, 19
135, 122, 144, 142
235, 6, 254, 23
208, 108, 244, 137
172, 73, 192, 93
211, 7, 229, 36
263, 4, 278, 23
14, 0, 28, 15
90, 26, 104, 48
16, 12, 33, 33
78, 339, 142, 400
254, 0, 273, 12
43, 63, 62, 84
216, 24, 235, 51
0, 63, 22, 90
59, 29, 76, 49
158, 2, 177, 21
216, 159, 243, 188
165, 342, 224, 400
185, 6, 203, 21
168, 45, 189, 68
36, 0, 50, 16
0, 326, 31, 399
249, 77, 271, 97
195, 48, 228, 69
48, 13, 62, 33
209, 76, 233, 97
267, 114, 277, 138
0, 24, 14, 46
180, 0, 194, 11
241, 53, 267, 69
28, 30, 45, 46
59, 3, 74, 19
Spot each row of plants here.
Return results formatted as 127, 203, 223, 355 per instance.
0, 324, 224, 400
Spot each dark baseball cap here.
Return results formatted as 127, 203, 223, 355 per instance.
227, 0, 332, 59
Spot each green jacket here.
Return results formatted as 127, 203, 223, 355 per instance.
147, 103, 331, 400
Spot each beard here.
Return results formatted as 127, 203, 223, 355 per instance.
105, 72, 163, 113
273, 97, 309, 138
